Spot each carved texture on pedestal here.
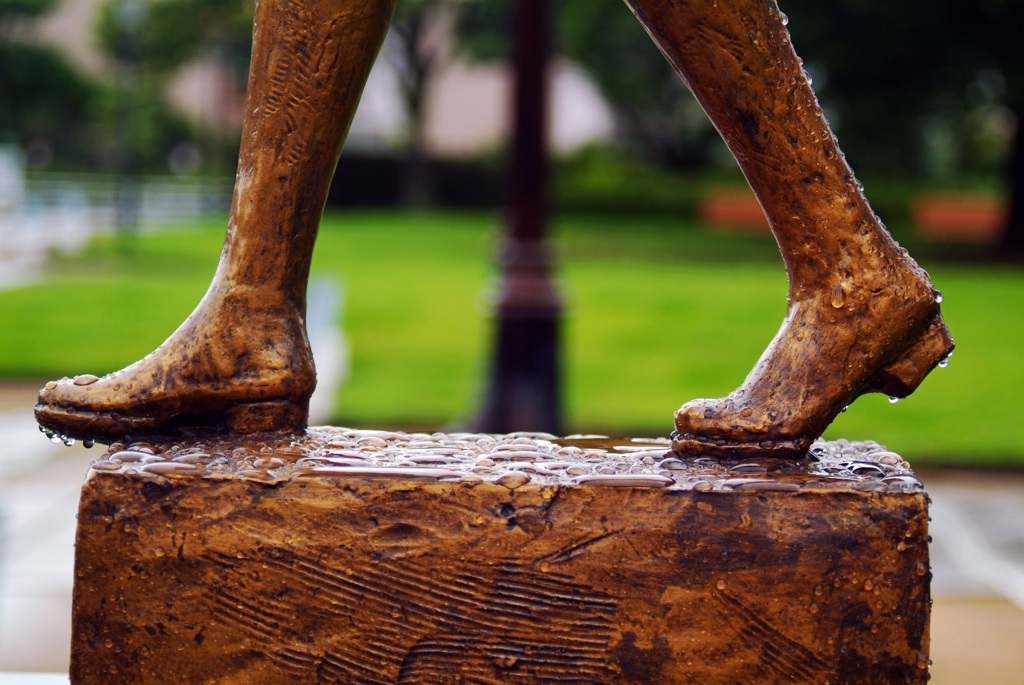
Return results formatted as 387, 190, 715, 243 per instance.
208, 551, 618, 683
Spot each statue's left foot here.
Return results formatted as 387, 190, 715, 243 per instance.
672, 276, 953, 459
34, 294, 315, 443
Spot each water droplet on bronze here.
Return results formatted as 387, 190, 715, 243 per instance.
496, 472, 530, 489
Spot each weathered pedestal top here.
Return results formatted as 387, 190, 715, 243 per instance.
89, 426, 924, 494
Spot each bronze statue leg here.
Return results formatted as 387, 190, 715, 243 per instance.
36, 0, 397, 441
625, 0, 954, 458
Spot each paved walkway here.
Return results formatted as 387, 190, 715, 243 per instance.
0, 388, 1021, 679
925, 471, 1024, 685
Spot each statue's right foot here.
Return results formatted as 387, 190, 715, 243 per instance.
35, 295, 315, 443
671, 270, 952, 459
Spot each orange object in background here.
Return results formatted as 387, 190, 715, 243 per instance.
701, 189, 1008, 244
912, 194, 1007, 242
699, 188, 769, 231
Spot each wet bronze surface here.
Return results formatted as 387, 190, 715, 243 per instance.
84, 428, 924, 494
34, 0, 398, 441
624, 0, 953, 457
72, 430, 931, 684
38, 0, 952, 458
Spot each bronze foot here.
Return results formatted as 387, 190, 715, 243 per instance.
35, 0, 394, 443
623, 0, 956, 457
35, 296, 315, 442
672, 283, 953, 459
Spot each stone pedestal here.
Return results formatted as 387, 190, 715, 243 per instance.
70, 429, 931, 684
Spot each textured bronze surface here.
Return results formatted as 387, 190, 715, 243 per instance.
35, 0, 397, 441
71, 429, 930, 684
623, 0, 953, 457
38, 0, 953, 457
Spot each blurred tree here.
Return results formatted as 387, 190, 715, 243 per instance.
0, 0, 56, 28
94, 0, 252, 76
781, 0, 1023, 254
94, 0, 251, 174
388, 0, 453, 206
460, 0, 1022, 253
457, 0, 718, 168
959, 0, 1024, 256
781, 1, 955, 177
0, 0, 98, 167
94, 0, 461, 196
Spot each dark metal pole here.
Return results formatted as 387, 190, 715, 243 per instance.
475, 0, 563, 434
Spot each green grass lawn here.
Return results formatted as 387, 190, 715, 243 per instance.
1, 210, 1019, 466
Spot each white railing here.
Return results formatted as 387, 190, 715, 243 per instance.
19, 171, 233, 230
0, 169, 233, 288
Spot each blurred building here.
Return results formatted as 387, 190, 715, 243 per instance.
25, 0, 615, 159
